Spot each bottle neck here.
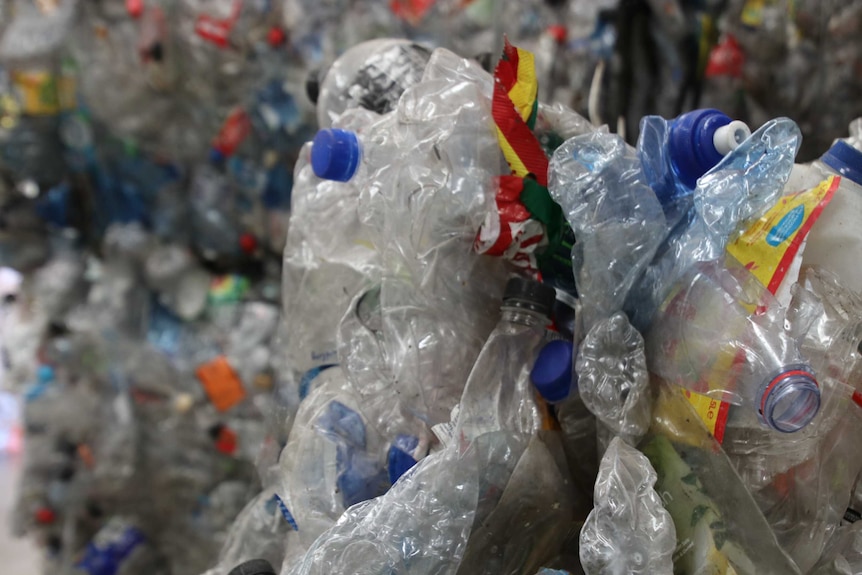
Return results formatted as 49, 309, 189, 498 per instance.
500, 304, 550, 328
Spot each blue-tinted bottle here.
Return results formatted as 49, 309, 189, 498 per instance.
639, 108, 751, 209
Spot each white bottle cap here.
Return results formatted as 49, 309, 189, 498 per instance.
713, 120, 751, 155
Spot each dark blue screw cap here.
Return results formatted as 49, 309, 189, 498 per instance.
531, 339, 574, 403
208, 147, 226, 165
387, 434, 420, 484
821, 140, 862, 187
311, 128, 361, 182
668, 109, 733, 189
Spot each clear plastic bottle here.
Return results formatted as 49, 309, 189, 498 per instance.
646, 259, 820, 433
530, 338, 599, 512
454, 277, 556, 447
799, 140, 862, 294
315, 39, 431, 129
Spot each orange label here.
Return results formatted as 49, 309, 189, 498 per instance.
196, 356, 246, 412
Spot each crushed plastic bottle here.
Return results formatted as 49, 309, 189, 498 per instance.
647, 258, 820, 433
579, 436, 676, 575
454, 276, 556, 446
576, 312, 652, 448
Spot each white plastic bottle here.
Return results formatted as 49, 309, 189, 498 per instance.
800, 140, 862, 294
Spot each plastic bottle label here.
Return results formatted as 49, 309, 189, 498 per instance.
212, 108, 251, 157
431, 404, 459, 448
727, 176, 838, 293
680, 388, 731, 442
208, 274, 250, 305
196, 356, 246, 412
11, 71, 63, 115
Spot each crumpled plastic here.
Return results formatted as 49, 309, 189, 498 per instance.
455, 432, 577, 575
283, 432, 518, 575
576, 312, 652, 448
642, 381, 805, 575
786, 267, 862, 385
549, 131, 666, 330
579, 436, 676, 575
809, 522, 862, 575
199, 487, 293, 575
627, 118, 802, 329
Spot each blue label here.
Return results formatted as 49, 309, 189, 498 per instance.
271, 494, 298, 530
76, 526, 145, 575
298, 364, 338, 400
766, 205, 805, 247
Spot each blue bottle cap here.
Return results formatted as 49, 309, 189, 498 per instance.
821, 140, 862, 187
37, 365, 54, 384
311, 129, 361, 182
669, 109, 736, 189
387, 434, 420, 484
530, 339, 574, 403
36, 184, 70, 228
759, 364, 820, 433
208, 148, 226, 165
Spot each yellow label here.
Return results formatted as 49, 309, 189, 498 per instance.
727, 176, 838, 293
681, 388, 730, 442
12, 71, 60, 115
741, 0, 766, 27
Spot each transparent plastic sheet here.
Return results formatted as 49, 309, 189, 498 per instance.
455, 432, 577, 575
575, 312, 652, 448
283, 432, 526, 575
728, 380, 862, 572
786, 267, 862, 386
548, 131, 666, 330
641, 381, 803, 575
201, 487, 293, 575
579, 436, 676, 575
626, 118, 802, 329
809, 522, 862, 575
276, 366, 390, 567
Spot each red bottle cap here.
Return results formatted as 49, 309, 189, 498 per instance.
239, 233, 258, 254
126, 0, 144, 18
35, 507, 56, 524
267, 26, 286, 47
